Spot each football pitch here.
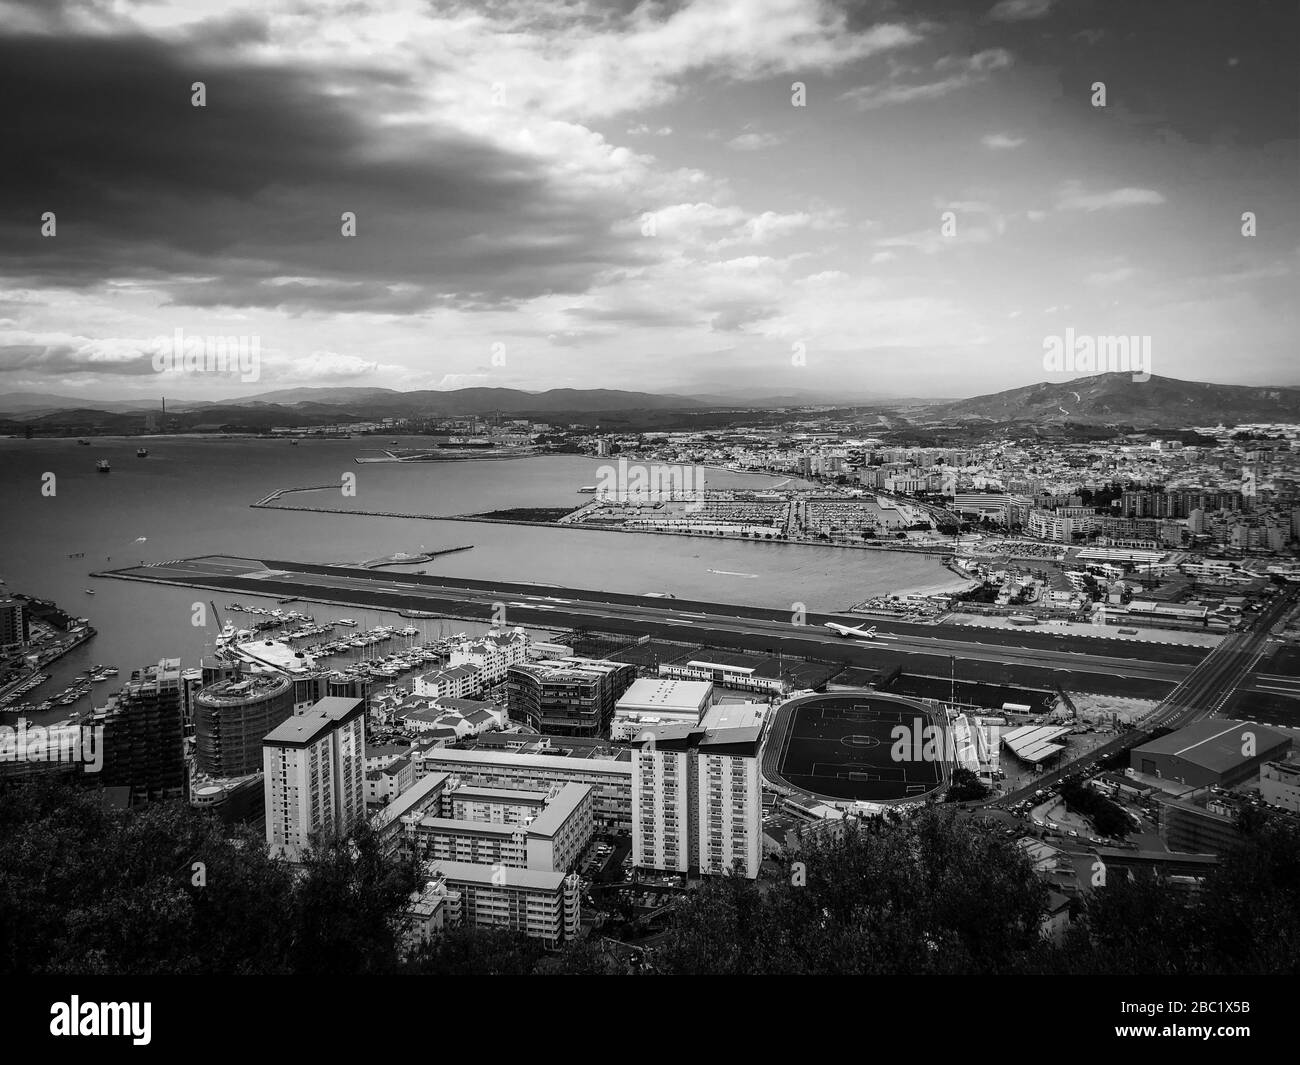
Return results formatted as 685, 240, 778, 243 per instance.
769, 695, 945, 802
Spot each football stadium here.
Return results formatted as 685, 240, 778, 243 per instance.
762, 691, 950, 803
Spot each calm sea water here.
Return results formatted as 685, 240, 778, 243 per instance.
0, 437, 947, 707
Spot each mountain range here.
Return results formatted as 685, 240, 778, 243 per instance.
1, 373, 1297, 430
925, 373, 1300, 426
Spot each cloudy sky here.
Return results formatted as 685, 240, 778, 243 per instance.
1, 0, 1296, 403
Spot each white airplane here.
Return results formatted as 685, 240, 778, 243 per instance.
824, 622, 880, 640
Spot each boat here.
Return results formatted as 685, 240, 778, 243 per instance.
77, 439, 91, 446
337, 618, 358, 627
136, 448, 148, 457
105, 667, 119, 676
84, 588, 96, 595
96, 459, 110, 472
577, 485, 597, 493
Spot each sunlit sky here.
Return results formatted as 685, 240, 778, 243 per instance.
1, 0, 1296, 403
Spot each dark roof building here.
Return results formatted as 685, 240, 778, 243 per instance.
1130, 719, 1291, 788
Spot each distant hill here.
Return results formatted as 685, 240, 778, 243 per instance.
7, 375, 1299, 431
924, 373, 1300, 427
0, 392, 168, 415
218, 386, 705, 414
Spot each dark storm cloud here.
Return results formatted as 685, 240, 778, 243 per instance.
0, 344, 158, 376
0, 31, 639, 311
838, 0, 1297, 144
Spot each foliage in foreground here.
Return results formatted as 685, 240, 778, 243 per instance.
2, 781, 1295, 975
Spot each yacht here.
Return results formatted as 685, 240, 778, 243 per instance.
136, 448, 149, 457
337, 618, 358, 627
96, 459, 110, 473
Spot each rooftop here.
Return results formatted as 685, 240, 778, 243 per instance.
1134, 719, 1291, 772
616, 678, 712, 714
425, 859, 570, 891
263, 696, 363, 747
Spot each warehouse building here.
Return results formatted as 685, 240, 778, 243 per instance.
1130, 719, 1291, 788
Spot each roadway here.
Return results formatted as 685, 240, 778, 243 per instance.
989, 585, 1297, 807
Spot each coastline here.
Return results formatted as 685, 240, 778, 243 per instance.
250, 492, 959, 558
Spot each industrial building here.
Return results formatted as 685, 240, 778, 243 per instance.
1130, 719, 1291, 788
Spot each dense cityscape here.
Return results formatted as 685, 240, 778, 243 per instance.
5, 402, 1299, 976
1, 0, 1295, 1042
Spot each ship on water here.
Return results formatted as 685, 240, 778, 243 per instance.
136, 447, 148, 457
96, 459, 110, 472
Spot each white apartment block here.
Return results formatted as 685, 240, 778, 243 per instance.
1261, 761, 1300, 813
413, 664, 480, 700
632, 724, 763, 879
263, 696, 366, 861
365, 754, 414, 805
404, 876, 463, 951
424, 861, 581, 946
410, 782, 593, 874
447, 628, 531, 686
414, 746, 633, 832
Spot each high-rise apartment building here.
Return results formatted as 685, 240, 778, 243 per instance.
0, 597, 29, 649
263, 696, 366, 860
194, 673, 295, 777
631, 719, 762, 879
93, 658, 188, 803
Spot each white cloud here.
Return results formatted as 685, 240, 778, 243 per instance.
981, 132, 1025, 149
1057, 182, 1166, 211
726, 131, 785, 151
841, 49, 1013, 110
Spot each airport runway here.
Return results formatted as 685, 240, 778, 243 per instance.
97, 555, 1204, 693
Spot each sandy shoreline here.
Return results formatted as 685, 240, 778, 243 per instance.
883, 575, 981, 599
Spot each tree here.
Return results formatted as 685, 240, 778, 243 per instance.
0, 780, 417, 975
946, 767, 990, 803
653, 812, 1050, 975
